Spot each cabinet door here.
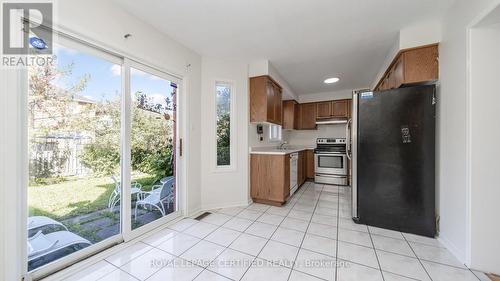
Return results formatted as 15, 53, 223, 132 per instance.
392, 55, 404, 88
267, 155, 289, 203
403, 45, 439, 84
332, 100, 348, 117
273, 83, 283, 125
306, 150, 315, 178
316, 101, 332, 119
297, 151, 304, 186
302, 151, 307, 185
250, 76, 267, 123
293, 102, 300, 130
347, 99, 352, 119
299, 103, 317, 129
266, 81, 275, 123
251, 154, 289, 204
282, 100, 296, 130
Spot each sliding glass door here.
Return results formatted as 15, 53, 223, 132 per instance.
27, 38, 123, 272
26, 36, 182, 277
129, 64, 180, 230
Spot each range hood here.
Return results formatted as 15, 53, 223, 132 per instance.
316, 119, 348, 125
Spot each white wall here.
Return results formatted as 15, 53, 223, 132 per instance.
438, 0, 500, 267
268, 63, 299, 101
0, 0, 203, 280
399, 20, 442, 50
200, 58, 250, 210
248, 60, 299, 100
469, 19, 500, 273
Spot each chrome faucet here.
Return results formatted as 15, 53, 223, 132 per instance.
278, 141, 288, 150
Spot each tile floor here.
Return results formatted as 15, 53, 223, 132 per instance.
65, 182, 489, 281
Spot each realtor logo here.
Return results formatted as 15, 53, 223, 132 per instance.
2, 2, 53, 55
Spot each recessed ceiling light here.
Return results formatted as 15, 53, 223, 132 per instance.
324, 77, 340, 84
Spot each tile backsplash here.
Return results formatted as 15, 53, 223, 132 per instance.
249, 123, 348, 148
283, 124, 347, 146
249, 123, 281, 147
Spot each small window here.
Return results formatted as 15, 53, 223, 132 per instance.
216, 82, 231, 167
269, 124, 282, 142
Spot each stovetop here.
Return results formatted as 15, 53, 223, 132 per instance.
314, 138, 347, 154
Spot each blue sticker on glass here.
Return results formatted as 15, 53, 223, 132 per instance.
29, 37, 48, 50
360, 92, 373, 99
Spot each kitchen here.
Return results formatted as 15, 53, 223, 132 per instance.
4, 1, 500, 281
249, 44, 438, 236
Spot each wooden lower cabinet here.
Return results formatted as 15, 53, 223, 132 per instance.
251, 154, 290, 205
251, 150, 312, 206
306, 149, 315, 179
298, 151, 306, 187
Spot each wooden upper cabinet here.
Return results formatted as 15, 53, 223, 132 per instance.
298, 103, 317, 130
273, 83, 283, 125
347, 99, 352, 119
250, 75, 283, 125
315, 100, 349, 119
282, 100, 298, 130
316, 101, 332, 119
375, 44, 439, 91
403, 44, 439, 84
332, 100, 348, 117
266, 80, 275, 123
392, 55, 405, 88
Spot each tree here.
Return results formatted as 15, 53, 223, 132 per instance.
29, 55, 176, 180
216, 86, 230, 166
28, 57, 90, 180
80, 91, 175, 178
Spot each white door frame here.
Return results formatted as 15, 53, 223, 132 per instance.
464, 0, 500, 267
24, 30, 187, 280
122, 58, 185, 241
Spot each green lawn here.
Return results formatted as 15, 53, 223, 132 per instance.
29, 174, 157, 220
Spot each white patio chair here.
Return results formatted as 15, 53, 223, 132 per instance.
134, 176, 175, 220
108, 176, 143, 211
27, 230, 91, 271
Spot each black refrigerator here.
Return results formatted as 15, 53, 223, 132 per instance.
349, 85, 436, 237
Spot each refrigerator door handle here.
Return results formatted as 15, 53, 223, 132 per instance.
346, 118, 352, 160
351, 91, 360, 221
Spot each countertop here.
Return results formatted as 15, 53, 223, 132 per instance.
249, 146, 315, 155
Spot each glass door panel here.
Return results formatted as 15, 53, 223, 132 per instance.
130, 67, 178, 230
27, 41, 122, 271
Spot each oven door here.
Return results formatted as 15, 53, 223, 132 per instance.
315, 153, 347, 175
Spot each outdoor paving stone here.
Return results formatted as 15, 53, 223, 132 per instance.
96, 224, 120, 240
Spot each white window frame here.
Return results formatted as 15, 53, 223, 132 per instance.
268, 123, 282, 142
214, 80, 236, 171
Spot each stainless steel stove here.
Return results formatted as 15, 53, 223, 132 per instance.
314, 138, 348, 185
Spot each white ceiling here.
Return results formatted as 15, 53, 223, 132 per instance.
113, 0, 454, 95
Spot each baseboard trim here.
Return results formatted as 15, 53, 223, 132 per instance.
186, 207, 203, 218
201, 201, 250, 212
438, 234, 467, 267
